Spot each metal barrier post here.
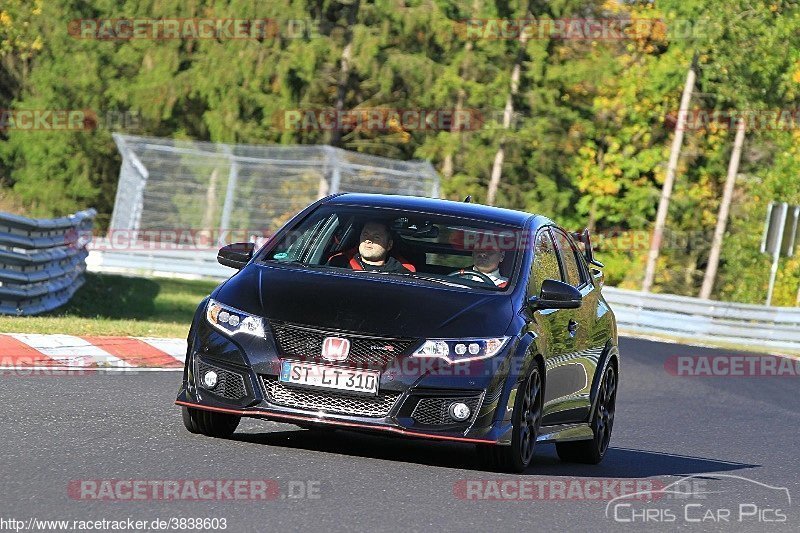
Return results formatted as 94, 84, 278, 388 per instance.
766, 202, 788, 306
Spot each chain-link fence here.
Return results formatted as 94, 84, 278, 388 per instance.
109, 134, 439, 240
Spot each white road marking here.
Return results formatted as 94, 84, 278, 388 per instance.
8, 333, 132, 368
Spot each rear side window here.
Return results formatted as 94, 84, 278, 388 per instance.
552, 229, 583, 288
529, 230, 560, 297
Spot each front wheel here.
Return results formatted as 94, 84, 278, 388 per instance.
556, 362, 617, 464
477, 363, 543, 473
182, 406, 240, 438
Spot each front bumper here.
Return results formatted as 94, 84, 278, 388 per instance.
176, 322, 519, 445
175, 354, 509, 444
175, 398, 499, 445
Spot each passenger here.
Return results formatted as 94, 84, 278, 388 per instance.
328, 221, 411, 273
460, 245, 508, 287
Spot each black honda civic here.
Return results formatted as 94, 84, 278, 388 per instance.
176, 193, 619, 472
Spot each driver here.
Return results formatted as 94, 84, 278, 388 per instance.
457, 245, 508, 287
328, 220, 411, 273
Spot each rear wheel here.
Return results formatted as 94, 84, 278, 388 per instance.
556, 362, 617, 464
182, 406, 240, 438
477, 363, 543, 473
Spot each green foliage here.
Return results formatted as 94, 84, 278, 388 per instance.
1, 0, 800, 304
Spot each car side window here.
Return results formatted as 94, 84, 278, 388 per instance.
529, 230, 561, 297
552, 229, 584, 288
267, 213, 334, 262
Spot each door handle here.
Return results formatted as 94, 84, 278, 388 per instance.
567, 320, 579, 337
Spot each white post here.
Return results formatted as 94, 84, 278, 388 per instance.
699, 118, 746, 299
642, 56, 697, 292
219, 149, 239, 246
766, 202, 788, 306
329, 148, 341, 194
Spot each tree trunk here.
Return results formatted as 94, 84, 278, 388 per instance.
642, 54, 697, 292
486, 16, 528, 206
699, 118, 746, 299
329, 1, 360, 148
442, 88, 466, 179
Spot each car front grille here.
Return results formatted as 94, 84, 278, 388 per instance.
197, 361, 247, 400
269, 321, 417, 369
261, 376, 400, 417
411, 395, 483, 425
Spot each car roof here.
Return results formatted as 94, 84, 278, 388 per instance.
326, 193, 538, 227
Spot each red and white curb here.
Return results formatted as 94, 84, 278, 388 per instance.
0, 333, 186, 370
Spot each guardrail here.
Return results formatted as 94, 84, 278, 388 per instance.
86, 245, 229, 280
0, 209, 96, 315
84, 247, 800, 354
603, 287, 800, 354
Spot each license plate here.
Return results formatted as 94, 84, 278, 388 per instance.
279, 360, 380, 396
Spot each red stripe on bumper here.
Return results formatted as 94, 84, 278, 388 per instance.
175, 400, 497, 445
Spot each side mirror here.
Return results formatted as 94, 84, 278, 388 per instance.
529, 279, 583, 310
217, 242, 254, 269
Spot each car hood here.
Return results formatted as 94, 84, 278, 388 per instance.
212, 263, 514, 338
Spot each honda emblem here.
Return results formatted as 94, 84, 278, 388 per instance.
321, 337, 350, 361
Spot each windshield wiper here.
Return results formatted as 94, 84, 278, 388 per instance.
351, 270, 474, 288
267, 262, 498, 290
399, 272, 503, 291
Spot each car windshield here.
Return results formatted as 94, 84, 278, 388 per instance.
258, 205, 524, 292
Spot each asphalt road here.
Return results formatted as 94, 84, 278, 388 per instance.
1, 337, 798, 532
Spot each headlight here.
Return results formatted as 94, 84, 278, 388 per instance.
412, 337, 510, 363
205, 299, 266, 338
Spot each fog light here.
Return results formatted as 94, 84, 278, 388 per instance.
203, 370, 218, 389
448, 402, 471, 422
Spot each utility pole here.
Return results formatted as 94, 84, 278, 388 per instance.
699, 118, 746, 299
486, 2, 530, 206
329, 0, 360, 148
642, 54, 698, 292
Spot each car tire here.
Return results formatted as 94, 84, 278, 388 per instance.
181, 406, 240, 438
556, 362, 617, 464
477, 362, 543, 473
